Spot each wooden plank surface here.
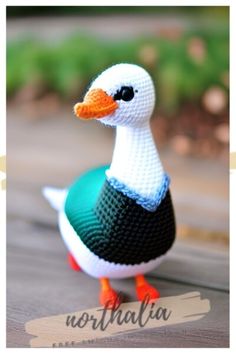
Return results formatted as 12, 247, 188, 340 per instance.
7, 107, 229, 347
7, 217, 229, 347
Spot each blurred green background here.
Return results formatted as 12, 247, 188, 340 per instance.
7, 6, 229, 111
7, 6, 229, 17
7, 6, 229, 159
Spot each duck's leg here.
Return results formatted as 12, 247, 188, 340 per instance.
135, 274, 160, 303
68, 252, 81, 271
99, 278, 120, 309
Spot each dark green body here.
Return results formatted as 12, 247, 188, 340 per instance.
65, 166, 176, 265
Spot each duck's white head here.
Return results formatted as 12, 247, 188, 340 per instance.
74, 63, 155, 127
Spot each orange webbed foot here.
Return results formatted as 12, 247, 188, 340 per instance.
135, 274, 160, 303
99, 278, 121, 309
68, 253, 81, 271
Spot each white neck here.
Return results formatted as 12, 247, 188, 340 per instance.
106, 122, 164, 198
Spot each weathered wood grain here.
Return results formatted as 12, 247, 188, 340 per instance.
153, 242, 229, 292
7, 219, 229, 347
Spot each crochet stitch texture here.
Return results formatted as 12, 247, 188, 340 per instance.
65, 166, 176, 265
107, 173, 170, 212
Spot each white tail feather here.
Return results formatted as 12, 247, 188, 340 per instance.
42, 187, 67, 211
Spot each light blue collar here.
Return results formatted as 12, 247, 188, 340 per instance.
107, 173, 170, 212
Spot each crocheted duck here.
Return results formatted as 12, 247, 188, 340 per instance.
43, 63, 176, 308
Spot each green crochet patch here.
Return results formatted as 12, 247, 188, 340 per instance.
65, 165, 108, 238
64, 165, 176, 265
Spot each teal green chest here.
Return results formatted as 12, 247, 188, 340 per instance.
65, 165, 176, 265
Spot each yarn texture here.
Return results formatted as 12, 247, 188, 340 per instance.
106, 123, 166, 201
107, 173, 170, 212
90, 64, 155, 127
65, 166, 176, 265
74, 89, 118, 119
59, 210, 167, 279
45, 63, 177, 280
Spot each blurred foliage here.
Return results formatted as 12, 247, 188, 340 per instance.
7, 6, 229, 18
7, 26, 229, 115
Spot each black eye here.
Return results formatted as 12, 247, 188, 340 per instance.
114, 86, 135, 102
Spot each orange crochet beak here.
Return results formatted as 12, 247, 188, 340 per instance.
74, 89, 118, 119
